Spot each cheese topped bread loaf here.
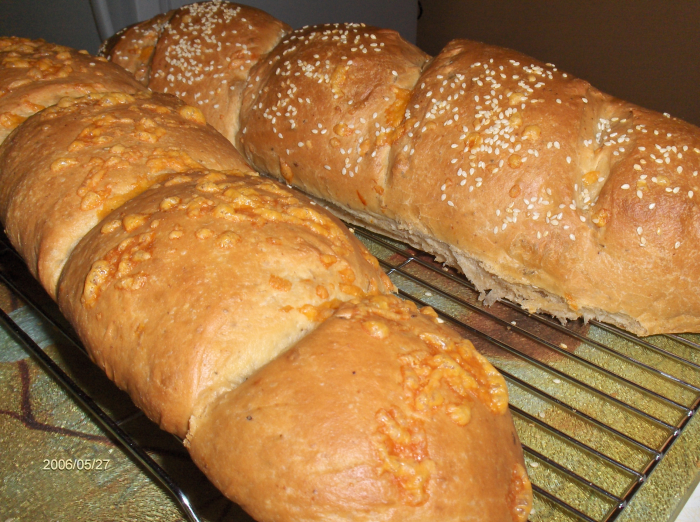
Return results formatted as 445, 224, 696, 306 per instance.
0, 33, 532, 522
0, 90, 250, 297
57, 169, 394, 437
188, 294, 531, 522
0, 36, 145, 143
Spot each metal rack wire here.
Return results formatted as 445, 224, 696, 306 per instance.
1, 226, 698, 522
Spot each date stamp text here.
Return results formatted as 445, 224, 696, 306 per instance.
42, 458, 111, 471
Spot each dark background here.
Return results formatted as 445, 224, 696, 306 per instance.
1, 0, 698, 126
417, 0, 700, 127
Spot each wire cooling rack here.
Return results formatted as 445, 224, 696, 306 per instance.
1, 226, 699, 522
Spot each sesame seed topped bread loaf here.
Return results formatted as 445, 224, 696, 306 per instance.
0, 36, 532, 522
106, 1, 290, 142
381, 40, 700, 336
102, 2, 700, 336
0, 36, 146, 144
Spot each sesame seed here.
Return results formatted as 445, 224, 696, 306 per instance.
649, 203, 656, 209
621, 184, 630, 190
637, 190, 643, 198
569, 234, 575, 241
582, 98, 588, 103
675, 242, 681, 249
324, 165, 331, 170
634, 164, 642, 171
441, 194, 446, 201
556, 99, 562, 104
689, 191, 694, 198
566, 156, 571, 164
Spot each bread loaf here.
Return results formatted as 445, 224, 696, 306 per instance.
105, 2, 700, 336
382, 40, 700, 336
0, 37, 145, 143
0, 90, 251, 298
188, 294, 531, 522
106, 0, 290, 142
0, 36, 531, 522
57, 169, 393, 437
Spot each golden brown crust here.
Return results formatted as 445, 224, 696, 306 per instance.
188, 294, 531, 522
100, 11, 175, 85
238, 23, 429, 215
0, 91, 250, 297
147, 1, 290, 142
383, 40, 700, 335
0, 37, 145, 144
58, 171, 393, 437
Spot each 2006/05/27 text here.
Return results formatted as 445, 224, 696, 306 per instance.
42, 459, 111, 471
